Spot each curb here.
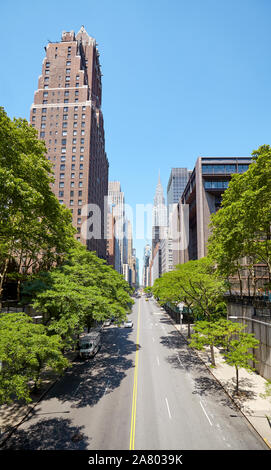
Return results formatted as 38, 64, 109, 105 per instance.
162, 308, 271, 450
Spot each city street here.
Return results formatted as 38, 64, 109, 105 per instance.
2, 298, 268, 450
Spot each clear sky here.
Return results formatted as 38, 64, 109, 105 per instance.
1, 0, 271, 278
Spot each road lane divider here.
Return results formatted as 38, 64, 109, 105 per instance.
165, 397, 172, 420
129, 299, 141, 450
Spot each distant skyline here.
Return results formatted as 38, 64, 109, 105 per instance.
1, 0, 271, 278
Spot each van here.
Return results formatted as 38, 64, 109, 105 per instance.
79, 329, 101, 359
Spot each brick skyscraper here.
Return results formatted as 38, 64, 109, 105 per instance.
30, 27, 109, 259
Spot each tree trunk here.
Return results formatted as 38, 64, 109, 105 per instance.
0, 258, 9, 311
210, 344, 216, 367
235, 366, 239, 394
187, 321, 191, 339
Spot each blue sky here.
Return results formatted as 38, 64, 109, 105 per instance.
1, 0, 271, 276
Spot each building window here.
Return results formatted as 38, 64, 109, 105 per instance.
70, 181, 74, 187
59, 191, 64, 197
64, 91, 69, 96
75, 90, 79, 96
77, 218, 81, 224
60, 164, 65, 170
59, 182, 64, 188
78, 191, 82, 197
79, 173, 83, 179
40, 132, 45, 138
65, 76, 70, 82
71, 173, 75, 179
70, 200, 74, 206
66, 61, 71, 66
80, 147, 84, 152
74, 114, 78, 120
61, 156, 66, 162
72, 155, 76, 161
66, 69, 71, 74
78, 200, 82, 206
76, 83, 79, 88
63, 114, 68, 120
62, 131, 67, 136
61, 148, 66, 154
71, 164, 75, 170
73, 130, 77, 135
80, 155, 84, 161
62, 138, 67, 145
79, 181, 83, 187
60, 173, 65, 179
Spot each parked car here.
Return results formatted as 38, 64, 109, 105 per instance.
123, 319, 133, 328
103, 320, 111, 327
79, 329, 101, 359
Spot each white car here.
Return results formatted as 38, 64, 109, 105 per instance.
124, 320, 133, 328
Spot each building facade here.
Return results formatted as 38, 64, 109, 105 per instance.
108, 181, 125, 273
167, 168, 191, 218
30, 27, 109, 258
177, 156, 252, 264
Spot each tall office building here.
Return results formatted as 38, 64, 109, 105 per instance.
178, 156, 252, 263
152, 172, 167, 253
30, 27, 109, 258
167, 168, 191, 216
108, 181, 125, 273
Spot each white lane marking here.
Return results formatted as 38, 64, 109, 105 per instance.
177, 354, 184, 367
165, 397, 172, 420
156, 356, 160, 366
200, 400, 213, 426
152, 337, 155, 343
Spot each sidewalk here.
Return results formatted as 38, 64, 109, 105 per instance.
168, 315, 271, 449
0, 350, 78, 447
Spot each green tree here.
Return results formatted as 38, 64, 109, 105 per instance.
151, 258, 227, 337
224, 330, 259, 394
0, 107, 76, 306
27, 244, 133, 347
0, 312, 69, 404
189, 320, 223, 367
209, 145, 271, 295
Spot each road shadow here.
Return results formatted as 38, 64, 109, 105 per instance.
1, 417, 88, 450
41, 327, 138, 409
159, 328, 238, 410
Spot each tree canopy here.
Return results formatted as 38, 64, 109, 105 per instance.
208, 145, 271, 295
0, 107, 76, 305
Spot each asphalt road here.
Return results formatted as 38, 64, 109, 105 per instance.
2, 297, 268, 450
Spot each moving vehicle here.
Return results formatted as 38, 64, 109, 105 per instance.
123, 319, 133, 328
79, 329, 101, 359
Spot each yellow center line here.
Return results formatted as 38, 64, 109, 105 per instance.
129, 299, 141, 450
